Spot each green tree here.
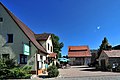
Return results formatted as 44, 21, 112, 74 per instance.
51, 34, 64, 58
97, 37, 112, 58
112, 45, 120, 50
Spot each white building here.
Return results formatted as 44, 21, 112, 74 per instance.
35, 33, 57, 66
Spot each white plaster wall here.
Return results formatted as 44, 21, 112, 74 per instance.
42, 55, 46, 69
37, 52, 47, 69
68, 58, 75, 65
46, 35, 53, 53
84, 57, 91, 65
38, 35, 53, 54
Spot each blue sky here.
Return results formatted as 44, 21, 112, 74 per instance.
1, 0, 120, 56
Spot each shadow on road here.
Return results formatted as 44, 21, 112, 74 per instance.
72, 66, 112, 72
81, 68, 101, 72
81, 67, 112, 72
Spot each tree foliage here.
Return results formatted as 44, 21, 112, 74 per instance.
112, 45, 120, 50
0, 59, 31, 79
51, 34, 64, 58
97, 37, 112, 58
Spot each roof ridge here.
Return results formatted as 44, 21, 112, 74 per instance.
36, 33, 51, 34
35, 33, 51, 41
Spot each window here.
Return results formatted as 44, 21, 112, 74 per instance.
40, 56, 43, 61
2, 54, 9, 59
7, 34, 13, 43
51, 46, 52, 52
69, 49, 87, 52
20, 54, 27, 64
48, 43, 49, 50
38, 56, 43, 69
0, 17, 3, 22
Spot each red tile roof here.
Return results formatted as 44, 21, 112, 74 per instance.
0, 2, 47, 54
69, 46, 88, 50
68, 46, 91, 57
48, 53, 57, 58
35, 33, 51, 41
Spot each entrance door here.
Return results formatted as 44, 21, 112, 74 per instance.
37, 61, 42, 69
37, 61, 43, 75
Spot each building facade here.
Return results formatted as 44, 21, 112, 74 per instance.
99, 50, 120, 70
68, 46, 91, 65
35, 33, 53, 54
35, 33, 57, 66
0, 2, 48, 75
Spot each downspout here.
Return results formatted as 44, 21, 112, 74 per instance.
0, 21, 3, 35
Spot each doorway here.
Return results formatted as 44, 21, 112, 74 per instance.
100, 59, 106, 71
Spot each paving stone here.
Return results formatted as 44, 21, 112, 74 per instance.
42, 66, 120, 80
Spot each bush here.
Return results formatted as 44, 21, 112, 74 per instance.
107, 64, 112, 69
0, 59, 32, 79
95, 64, 101, 70
47, 65, 59, 78
9, 66, 32, 79
106, 64, 112, 71
116, 66, 120, 72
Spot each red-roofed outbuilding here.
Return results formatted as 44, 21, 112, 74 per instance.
68, 46, 91, 65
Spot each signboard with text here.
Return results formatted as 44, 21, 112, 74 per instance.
23, 44, 30, 55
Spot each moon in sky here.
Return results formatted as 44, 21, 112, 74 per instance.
97, 26, 100, 30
